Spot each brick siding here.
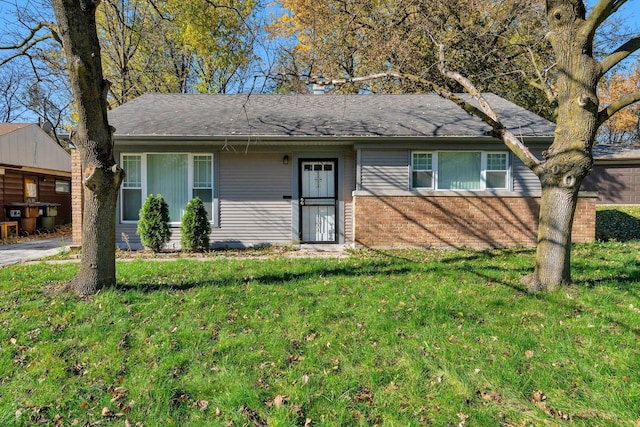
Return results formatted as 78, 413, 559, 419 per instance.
353, 195, 595, 249
71, 149, 83, 246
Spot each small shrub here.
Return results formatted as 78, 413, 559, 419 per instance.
595, 206, 640, 242
137, 194, 171, 252
180, 197, 211, 252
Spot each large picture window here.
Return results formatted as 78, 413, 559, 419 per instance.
120, 153, 214, 223
411, 151, 509, 191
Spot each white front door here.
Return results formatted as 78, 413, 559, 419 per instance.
300, 160, 337, 243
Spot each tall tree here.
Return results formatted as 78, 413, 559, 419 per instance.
51, 0, 123, 295
269, 0, 555, 118
428, 0, 640, 291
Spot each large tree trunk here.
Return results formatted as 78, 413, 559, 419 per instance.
52, 0, 123, 295
523, 0, 599, 292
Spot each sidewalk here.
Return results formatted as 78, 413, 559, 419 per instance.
0, 237, 71, 267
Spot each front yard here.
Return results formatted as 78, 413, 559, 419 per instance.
1, 242, 639, 426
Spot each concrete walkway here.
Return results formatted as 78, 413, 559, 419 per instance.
0, 237, 71, 267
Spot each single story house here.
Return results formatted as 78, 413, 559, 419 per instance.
0, 123, 72, 232
71, 93, 596, 250
581, 144, 640, 204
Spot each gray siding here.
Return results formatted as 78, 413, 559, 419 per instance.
582, 164, 640, 204
212, 152, 292, 246
512, 155, 541, 194
360, 150, 408, 192
359, 148, 543, 194
343, 150, 356, 243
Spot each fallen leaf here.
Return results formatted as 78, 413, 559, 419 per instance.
273, 394, 286, 408
101, 407, 112, 417
192, 400, 209, 411
525, 350, 534, 359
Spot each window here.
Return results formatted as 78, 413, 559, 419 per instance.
412, 153, 433, 188
411, 151, 509, 190
120, 153, 214, 223
485, 153, 508, 189
55, 180, 71, 193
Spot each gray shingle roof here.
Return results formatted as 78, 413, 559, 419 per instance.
593, 144, 640, 160
108, 93, 555, 139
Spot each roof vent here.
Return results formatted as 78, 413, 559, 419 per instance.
311, 75, 328, 95
312, 84, 326, 95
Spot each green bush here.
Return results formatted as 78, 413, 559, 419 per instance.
596, 206, 640, 241
180, 197, 211, 252
137, 194, 171, 252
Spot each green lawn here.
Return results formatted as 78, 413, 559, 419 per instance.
1, 243, 639, 426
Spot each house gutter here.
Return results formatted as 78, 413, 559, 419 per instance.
112, 134, 554, 146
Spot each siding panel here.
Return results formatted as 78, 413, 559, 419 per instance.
212, 152, 292, 246
582, 165, 640, 204
343, 150, 356, 243
360, 150, 408, 192
512, 155, 541, 194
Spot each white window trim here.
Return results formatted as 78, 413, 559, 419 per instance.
120, 152, 216, 226
411, 150, 511, 191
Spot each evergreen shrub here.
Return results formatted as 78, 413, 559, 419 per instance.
137, 194, 171, 252
180, 197, 211, 252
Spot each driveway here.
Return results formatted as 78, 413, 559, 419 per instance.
0, 238, 70, 267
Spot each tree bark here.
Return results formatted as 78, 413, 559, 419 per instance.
523, 0, 599, 291
52, 0, 123, 295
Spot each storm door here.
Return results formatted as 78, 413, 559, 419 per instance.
299, 160, 338, 243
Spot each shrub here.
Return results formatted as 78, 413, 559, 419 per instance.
596, 206, 640, 241
137, 194, 171, 252
180, 197, 211, 252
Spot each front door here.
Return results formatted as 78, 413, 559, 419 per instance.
299, 159, 338, 243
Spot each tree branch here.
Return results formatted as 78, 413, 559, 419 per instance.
309, 66, 543, 172
599, 35, 640, 76
0, 21, 60, 67
581, 0, 627, 44
435, 43, 541, 170
598, 90, 640, 126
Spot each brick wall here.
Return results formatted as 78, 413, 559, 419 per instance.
71, 149, 83, 246
353, 195, 595, 249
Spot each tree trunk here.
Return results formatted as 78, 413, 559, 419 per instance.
524, 179, 581, 292
523, 1, 599, 292
52, 0, 123, 295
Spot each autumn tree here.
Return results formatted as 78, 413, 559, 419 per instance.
96, 0, 261, 107
597, 65, 640, 144
430, 0, 640, 291
269, 0, 555, 118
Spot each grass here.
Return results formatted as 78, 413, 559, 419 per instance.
1, 243, 639, 426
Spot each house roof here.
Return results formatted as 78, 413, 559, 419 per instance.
593, 144, 640, 161
108, 93, 555, 140
0, 123, 30, 136
0, 123, 71, 173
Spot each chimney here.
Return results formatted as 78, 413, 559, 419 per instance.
312, 75, 327, 94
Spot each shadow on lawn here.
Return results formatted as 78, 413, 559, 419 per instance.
115, 260, 415, 293
113, 247, 640, 336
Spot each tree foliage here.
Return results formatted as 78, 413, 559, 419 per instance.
96, 0, 261, 107
137, 194, 171, 253
597, 65, 640, 144
269, 0, 555, 118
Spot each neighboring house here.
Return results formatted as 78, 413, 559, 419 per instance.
581, 144, 640, 204
0, 123, 72, 230
71, 93, 596, 249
